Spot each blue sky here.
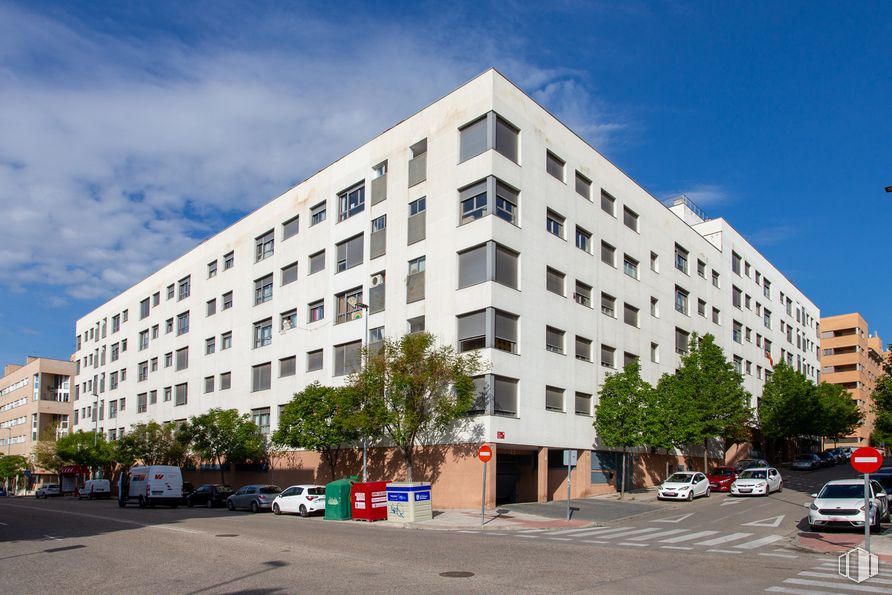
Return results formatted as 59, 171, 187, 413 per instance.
1, 1, 890, 366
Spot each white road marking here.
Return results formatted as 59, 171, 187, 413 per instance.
617, 542, 649, 547
458, 530, 479, 534
734, 534, 785, 549
518, 528, 548, 533
653, 513, 693, 523
720, 499, 744, 507
566, 526, 635, 538
783, 578, 887, 593
765, 587, 841, 594
0, 521, 7, 526
706, 549, 738, 554
695, 532, 753, 546
582, 540, 608, 544
660, 545, 693, 550
799, 571, 892, 585
542, 527, 601, 535
627, 529, 688, 541
743, 515, 785, 528
659, 530, 719, 544
759, 552, 798, 559
587, 527, 662, 540
516, 534, 540, 539
546, 537, 571, 541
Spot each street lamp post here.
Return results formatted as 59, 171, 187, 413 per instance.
357, 302, 370, 482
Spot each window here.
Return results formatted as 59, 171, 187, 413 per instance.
601, 190, 616, 216
601, 293, 616, 317
733, 356, 743, 374
122, 309, 128, 322
108, 399, 117, 419
546, 209, 565, 238
407, 197, 426, 245
165, 318, 173, 334
175, 347, 188, 371
545, 386, 564, 412
111, 343, 119, 362
138, 361, 148, 382
458, 244, 485, 288
338, 183, 365, 221
140, 298, 150, 320
575, 336, 592, 361
176, 311, 190, 335
546, 267, 565, 296
208, 260, 217, 278
175, 383, 187, 406
224, 251, 235, 270
334, 341, 362, 376
336, 235, 364, 273
139, 329, 149, 351
733, 321, 743, 343
220, 291, 232, 310
674, 244, 689, 274
307, 349, 323, 372
495, 114, 519, 162
733, 286, 742, 308
163, 387, 171, 402
409, 138, 427, 186
601, 241, 616, 267
459, 112, 520, 164
675, 328, 690, 354
732, 251, 742, 275
109, 371, 118, 390
279, 356, 296, 378
460, 180, 487, 223
252, 363, 271, 391
254, 274, 273, 305
575, 171, 592, 199
220, 372, 231, 390
281, 309, 297, 332
546, 151, 565, 181
204, 376, 214, 394
763, 278, 771, 299
697, 299, 706, 317
221, 331, 232, 350
205, 337, 215, 355
623, 303, 640, 327
623, 255, 639, 279
164, 352, 172, 367
650, 251, 659, 273
252, 408, 271, 436
407, 316, 425, 334
546, 326, 565, 354
651, 342, 660, 363
675, 287, 689, 315
623, 206, 639, 231
764, 309, 772, 329
712, 270, 720, 288
575, 227, 592, 253
111, 314, 120, 333
745, 327, 752, 342
745, 294, 751, 309
310, 201, 327, 226
283, 215, 299, 240
574, 281, 592, 307
744, 261, 751, 277
253, 319, 272, 348
459, 115, 487, 162
494, 181, 518, 225
149, 390, 157, 405
575, 392, 592, 416
281, 261, 298, 286
152, 292, 160, 307
600, 344, 616, 368
712, 307, 720, 324
697, 260, 706, 278
308, 250, 325, 275
336, 288, 364, 325
308, 300, 324, 322
457, 310, 486, 352
648, 296, 659, 318
207, 298, 216, 317
178, 276, 191, 300
370, 215, 386, 258
494, 244, 519, 289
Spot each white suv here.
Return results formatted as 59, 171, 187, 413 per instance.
35, 484, 62, 499
808, 479, 890, 531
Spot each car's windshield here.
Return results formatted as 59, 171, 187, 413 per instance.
739, 470, 766, 479
307, 487, 325, 496
666, 474, 692, 483
260, 486, 282, 494
818, 484, 864, 499
710, 468, 733, 477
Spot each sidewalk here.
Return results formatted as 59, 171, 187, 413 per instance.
382, 508, 594, 531
795, 529, 892, 563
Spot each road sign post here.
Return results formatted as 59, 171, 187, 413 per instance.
478, 444, 493, 526
563, 450, 577, 521
851, 447, 883, 553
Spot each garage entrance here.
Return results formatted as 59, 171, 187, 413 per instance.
495, 449, 537, 504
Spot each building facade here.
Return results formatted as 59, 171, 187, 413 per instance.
71, 70, 820, 506
1, 357, 74, 488
819, 313, 884, 447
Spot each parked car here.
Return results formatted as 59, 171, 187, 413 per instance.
816, 451, 836, 467
808, 479, 890, 531
79, 479, 111, 500
657, 472, 710, 501
830, 448, 849, 463
0, 487, 8, 497
186, 484, 234, 508
272, 484, 326, 517
730, 467, 783, 496
181, 482, 195, 502
869, 470, 892, 496
791, 453, 822, 471
734, 459, 770, 473
706, 466, 738, 492
35, 484, 62, 499
119, 465, 183, 508
227, 485, 282, 512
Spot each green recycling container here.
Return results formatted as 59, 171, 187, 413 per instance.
324, 477, 357, 520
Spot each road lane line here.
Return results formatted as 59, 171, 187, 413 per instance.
626, 529, 688, 541
542, 527, 603, 536
517, 528, 547, 533
706, 549, 737, 554
566, 526, 635, 538
765, 588, 841, 594
759, 552, 798, 559
799, 572, 892, 585
583, 528, 661, 540
659, 530, 718, 544
660, 546, 692, 550
617, 542, 648, 547
695, 532, 752, 546
546, 537, 571, 541
734, 535, 784, 549
783, 578, 887, 593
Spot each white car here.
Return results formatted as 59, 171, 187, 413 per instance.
657, 472, 710, 501
730, 467, 783, 496
35, 484, 62, 498
272, 484, 326, 517
808, 479, 890, 531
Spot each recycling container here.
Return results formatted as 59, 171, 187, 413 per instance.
324, 477, 356, 520
385, 482, 432, 522
351, 481, 389, 522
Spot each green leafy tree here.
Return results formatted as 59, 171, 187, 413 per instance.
759, 362, 821, 444
273, 383, 362, 480
871, 349, 892, 445
32, 425, 62, 474
116, 421, 192, 467
55, 431, 116, 474
350, 332, 483, 482
183, 409, 266, 484
594, 360, 653, 498
816, 382, 863, 445
0, 455, 30, 490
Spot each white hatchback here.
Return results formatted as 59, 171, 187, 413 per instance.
730, 467, 783, 496
657, 472, 710, 501
272, 484, 326, 517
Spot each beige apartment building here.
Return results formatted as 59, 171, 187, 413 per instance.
0, 357, 74, 488
820, 313, 884, 447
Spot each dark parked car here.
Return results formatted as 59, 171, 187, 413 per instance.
734, 459, 770, 473
186, 484, 234, 508
0, 487, 7, 497
227, 485, 282, 513
816, 451, 836, 467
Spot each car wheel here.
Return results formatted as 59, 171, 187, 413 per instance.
227, 500, 235, 511
299, 504, 308, 518
206, 499, 213, 509
777, 481, 783, 493
273, 503, 281, 515
687, 491, 694, 502
250, 501, 259, 514
705, 487, 710, 498
138, 496, 146, 509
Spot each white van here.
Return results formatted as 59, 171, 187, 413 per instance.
119, 465, 183, 508
79, 479, 111, 500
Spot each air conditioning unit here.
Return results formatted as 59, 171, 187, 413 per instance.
371, 274, 385, 287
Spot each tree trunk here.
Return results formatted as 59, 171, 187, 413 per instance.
703, 437, 709, 473
219, 456, 225, 485
325, 447, 337, 482
403, 446, 414, 482
619, 448, 626, 500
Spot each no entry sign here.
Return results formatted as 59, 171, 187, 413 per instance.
851, 447, 883, 474
478, 444, 493, 463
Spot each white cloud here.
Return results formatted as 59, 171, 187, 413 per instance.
746, 225, 795, 247
0, 4, 626, 302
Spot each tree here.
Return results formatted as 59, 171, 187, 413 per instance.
55, 431, 116, 473
872, 349, 892, 445
32, 425, 63, 474
184, 409, 266, 484
816, 382, 863, 445
273, 383, 361, 480
0, 455, 30, 490
594, 360, 652, 499
759, 362, 821, 445
116, 421, 191, 467
350, 332, 483, 482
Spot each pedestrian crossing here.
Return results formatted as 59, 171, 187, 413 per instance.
461, 523, 793, 555
765, 557, 892, 593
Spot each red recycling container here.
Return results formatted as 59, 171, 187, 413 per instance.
351, 481, 389, 521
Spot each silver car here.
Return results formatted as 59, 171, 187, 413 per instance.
35, 484, 62, 499
226, 484, 282, 513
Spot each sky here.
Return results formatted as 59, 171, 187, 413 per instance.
0, 0, 890, 367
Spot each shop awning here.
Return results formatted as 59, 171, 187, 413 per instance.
59, 465, 89, 474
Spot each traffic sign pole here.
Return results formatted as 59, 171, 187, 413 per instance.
850, 447, 883, 553
478, 444, 493, 527
864, 472, 871, 553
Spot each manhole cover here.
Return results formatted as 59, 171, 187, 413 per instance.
215, 534, 238, 537
439, 571, 474, 578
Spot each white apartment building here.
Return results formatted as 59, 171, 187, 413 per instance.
71, 69, 819, 507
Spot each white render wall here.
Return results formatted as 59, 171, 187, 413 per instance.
71, 69, 819, 451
